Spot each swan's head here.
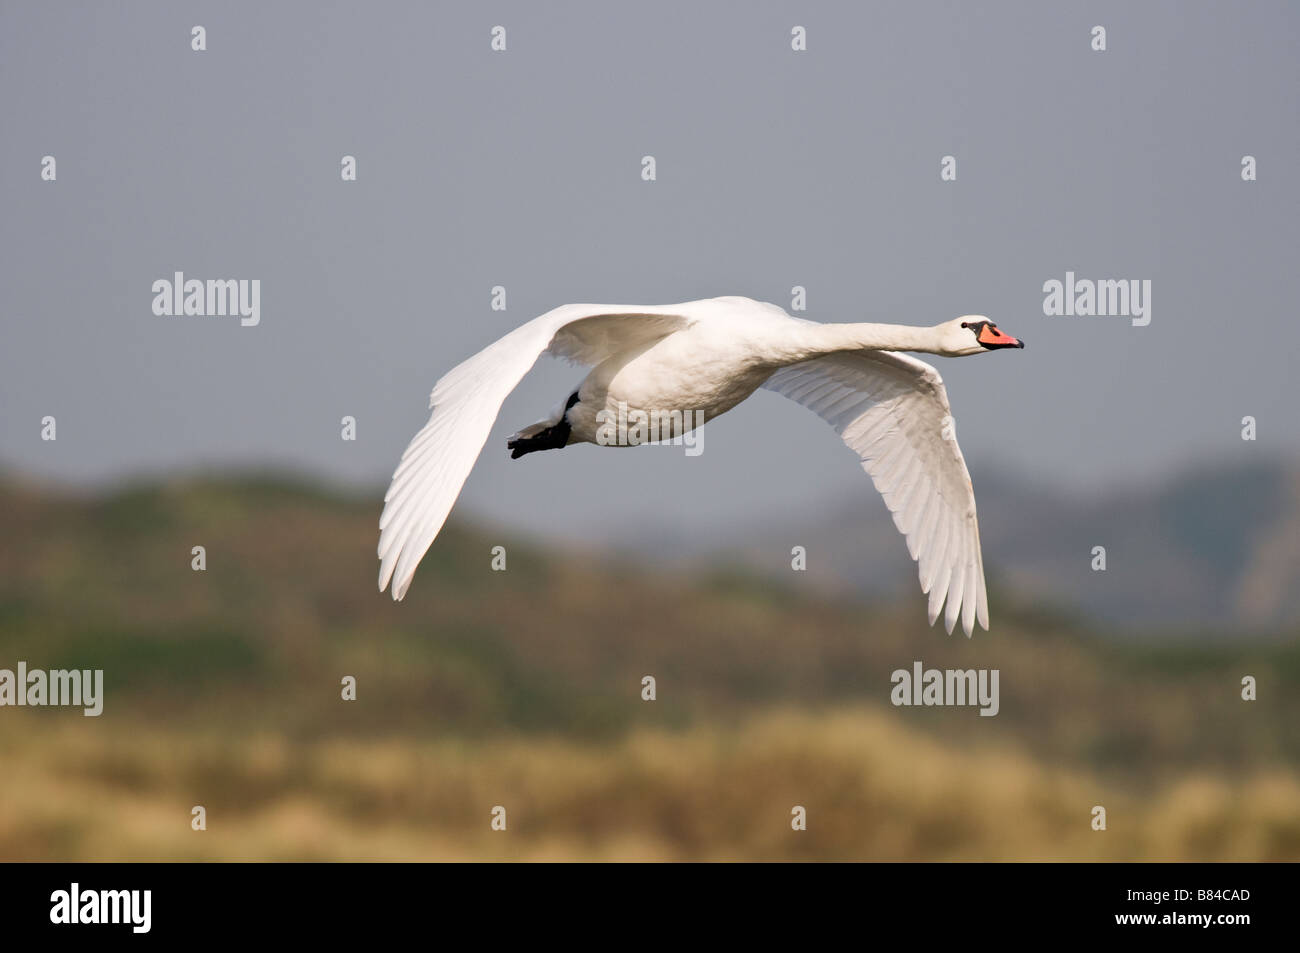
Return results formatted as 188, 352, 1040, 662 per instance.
940, 316, 1024, 356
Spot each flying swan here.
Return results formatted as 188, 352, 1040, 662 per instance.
378, 296, 1023, 636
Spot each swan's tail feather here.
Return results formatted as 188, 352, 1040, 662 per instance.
506, 419, 555, 442
506, 390, 581, 459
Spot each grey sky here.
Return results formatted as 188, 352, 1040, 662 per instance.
2, 1, 1297, 545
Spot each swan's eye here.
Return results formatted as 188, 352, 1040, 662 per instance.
960, 322, 969, 329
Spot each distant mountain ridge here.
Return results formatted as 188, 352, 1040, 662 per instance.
622, 459, 1300, 634
5, 457, 1297, 633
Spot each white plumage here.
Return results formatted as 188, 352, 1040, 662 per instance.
378, 296, 1023, 635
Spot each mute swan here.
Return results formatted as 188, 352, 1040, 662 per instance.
378, 296, 1024, 636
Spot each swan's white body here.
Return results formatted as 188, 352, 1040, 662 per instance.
378, 296, 1023, 636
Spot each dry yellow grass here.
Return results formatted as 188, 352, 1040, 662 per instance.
2, 476, 1296, 861
3, 706, 1297, 862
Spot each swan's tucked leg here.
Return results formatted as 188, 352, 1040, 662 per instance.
507, 391, 580, 459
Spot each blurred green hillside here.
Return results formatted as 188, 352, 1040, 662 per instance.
679, 460, 1300, 631
0, 473, 1296, 860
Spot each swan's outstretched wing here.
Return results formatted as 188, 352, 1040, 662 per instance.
763, 350, 989, 636
379, 305, 693, 600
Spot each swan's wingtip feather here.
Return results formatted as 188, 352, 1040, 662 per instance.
392, 574, 412, 601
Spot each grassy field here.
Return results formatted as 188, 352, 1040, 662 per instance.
0, 473, 1296, 860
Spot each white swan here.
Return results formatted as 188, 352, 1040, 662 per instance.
378, 296, 1024, 636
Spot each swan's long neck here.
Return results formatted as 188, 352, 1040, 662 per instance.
757, 322, 945, 366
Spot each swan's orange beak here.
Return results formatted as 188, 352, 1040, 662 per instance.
977, 324, 1024, 349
